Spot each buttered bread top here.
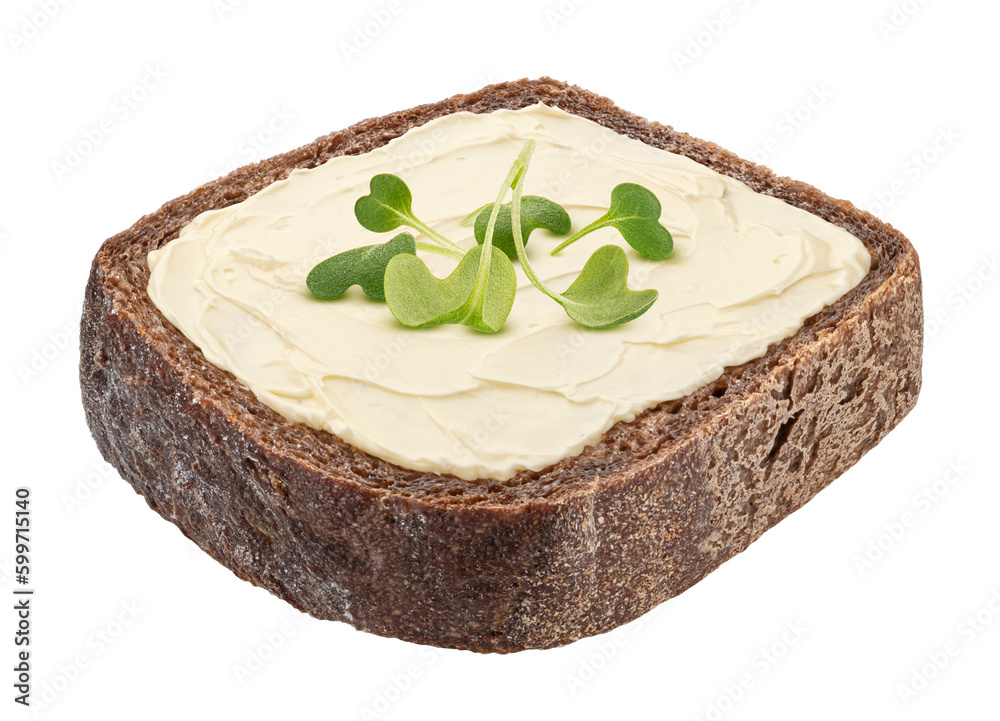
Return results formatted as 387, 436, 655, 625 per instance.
148, 103, 870, 481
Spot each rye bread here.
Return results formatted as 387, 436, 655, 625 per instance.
79, 77, 923, 653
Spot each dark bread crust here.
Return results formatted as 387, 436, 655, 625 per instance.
80, 77, 922, 652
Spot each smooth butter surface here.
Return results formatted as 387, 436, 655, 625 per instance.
147, 103, 870, 480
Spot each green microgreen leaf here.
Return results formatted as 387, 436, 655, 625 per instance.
558, 245, 658, 327
306, 232, 416, 302
382, 141, 539, 333
550, 182, 673, 259
472, 196, 571, 260
354, 173, 465, 254
509, 168, 658, 329
313, 143, 672, 332
384, 245, 516, 332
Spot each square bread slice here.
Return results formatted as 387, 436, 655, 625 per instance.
80, 77, 922, 653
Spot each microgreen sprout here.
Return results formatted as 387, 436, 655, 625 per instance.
354, 173, 465, 258
309, 141, 674, 332
508, 146, 659, 328
306, 232, 416, 302
550, 182, 673, 259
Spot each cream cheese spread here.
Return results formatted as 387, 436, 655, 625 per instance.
147, 103, 870, 481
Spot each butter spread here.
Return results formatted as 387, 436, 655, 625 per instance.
147, 103, 870, 481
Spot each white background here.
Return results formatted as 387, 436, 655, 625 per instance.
2, 0, 998, 719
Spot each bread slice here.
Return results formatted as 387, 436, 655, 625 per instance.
80, 77, 922, 653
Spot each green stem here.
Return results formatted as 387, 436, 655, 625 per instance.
464, 140, 537, 321
511, 149, 566, 306
416, 242, 464, 260
549, 216, 611, 255
407, 217, 465, 254
459, 204, 489, 227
